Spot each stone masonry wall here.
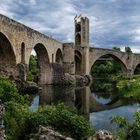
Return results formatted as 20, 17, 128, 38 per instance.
0, 102, 5, 140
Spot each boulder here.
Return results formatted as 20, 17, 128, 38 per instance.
88, 130, 120, 140
30, 125, 74, 140
75, 75, 91, 86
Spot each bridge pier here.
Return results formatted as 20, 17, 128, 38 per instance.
82, 47, 90, 75
63, 43, 75, 75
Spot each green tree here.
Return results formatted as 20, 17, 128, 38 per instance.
113, 47, 121, 51
0, 76, 29, 104
90, 58, 122, 78
27, 55, 39, 82
125, 46, 132, 54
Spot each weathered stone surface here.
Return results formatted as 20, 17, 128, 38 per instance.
0, 101, 6, 140
10, 76, 39, 94
88, 130, 120, 140
0, 14, 140, 85
30, 125, 74, 140
25, 81, 39, 94
75, 75, 91, 86
52, 63, 75, 85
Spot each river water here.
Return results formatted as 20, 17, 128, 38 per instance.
30, 80, 140, 131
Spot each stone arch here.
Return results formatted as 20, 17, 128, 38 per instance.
55, 48, 63, 65
21, 42, 25, 63
75, 33, 81, 46
29, 43, 51, 84
75, 50, 82, 74
134, 63, 140, 74
0, 32, 16, 77
90, 53, 127, 75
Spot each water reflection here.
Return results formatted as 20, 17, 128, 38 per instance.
30, 81, 140, 131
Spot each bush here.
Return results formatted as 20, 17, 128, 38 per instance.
1, 76, 94, 140
110, 110, 140, 140
117, 75, 140, 98
4, 101, 29, 140
0, 76, 29, 104
127, 110, 140, 139
26, 104, 95, 140
4, 102, 94, 140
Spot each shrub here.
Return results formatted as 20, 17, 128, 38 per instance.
110, 110, 140, 140
4, 102, 94, 140
117, 75, 140, 98
26, 104, 95, 140
127, 110, 140, 139
0, 76, 29, 104
4, 101, 29, 140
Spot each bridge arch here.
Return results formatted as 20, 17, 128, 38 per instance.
55, 48, 63, 65
0, 32, 16, 77
90, 53, 128, 76
134, 63, 140, 74
75, 50, 82, 74
28, 43, 51, 84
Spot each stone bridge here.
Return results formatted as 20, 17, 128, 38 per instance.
0, 14, 63, 84
89, 47, 140, 75
0, 14, 140, 84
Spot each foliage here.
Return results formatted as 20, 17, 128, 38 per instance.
90, 61, 123, 93
127, 110, 140, 139
117, 74, 140, 98
113, 47, 121, 51
1, 76, 95, 140
0, 76, 29, 104
111, 116, 128, 128
26, 103, 95, 140
90, 79, 114, 93
4, 101, 29, 140
90, 59, 122, 79
4, 103, 95, 140
110, 115, 128, 139
27, 55, 39, 82
125, 46, 132, 54
110, 110, 140, 140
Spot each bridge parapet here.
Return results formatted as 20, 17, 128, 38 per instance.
0, 14, 61, 43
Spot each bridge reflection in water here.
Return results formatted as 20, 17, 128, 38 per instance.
30, 85, 140, 131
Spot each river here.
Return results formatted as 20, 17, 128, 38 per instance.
30, 80, 140, 131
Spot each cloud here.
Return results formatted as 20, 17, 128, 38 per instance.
0, 0, 140, 52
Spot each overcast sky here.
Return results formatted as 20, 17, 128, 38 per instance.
0, 0, 140, 52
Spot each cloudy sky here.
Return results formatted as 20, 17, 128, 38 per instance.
0, 0, 140, 52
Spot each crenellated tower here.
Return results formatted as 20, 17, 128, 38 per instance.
75, 15, 89, 48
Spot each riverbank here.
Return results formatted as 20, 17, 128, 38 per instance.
1, 74, 140, 139
117, 74, 140, 98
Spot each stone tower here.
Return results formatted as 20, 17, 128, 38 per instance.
74, 15, 89, 48
74, 15, 90, 75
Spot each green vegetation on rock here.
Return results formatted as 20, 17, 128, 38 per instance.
0, 76, 29, 104
111, 110, 140, 139
1, 76, 94, 140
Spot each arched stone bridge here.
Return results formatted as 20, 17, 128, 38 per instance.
89, 47, 140, 75
1, 14, 140, 84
